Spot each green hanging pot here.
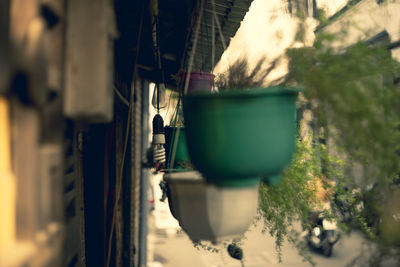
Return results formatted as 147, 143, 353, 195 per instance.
183, 86, 301, 187
164, 126, 191, 169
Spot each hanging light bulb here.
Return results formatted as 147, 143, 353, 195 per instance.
151, 83, 167, 110
152, 114, 166, 167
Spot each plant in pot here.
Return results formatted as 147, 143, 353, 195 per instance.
183, 50, 215, 94
164, 125, 190, 169
162, 85, 260, 243
182, 71, 215, 94
172, 57, 215, 96
162, 90, 193, 170
164, 122, 191, 170
183, 56, 302, 187
163, 82, 259, 240
163, 170, 259, 244
165, 66, 215, 170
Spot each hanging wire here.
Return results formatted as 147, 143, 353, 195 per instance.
150, 0, 166, 114
167, 94, 182, 170
156, 84, 160, 112
156, 16, 160, 113
166, 89, 184, 170
183, 0, 204, 95
211, 9, 215, 73
211, 0, 226, 50
169, 91, 182, 127
113, 85, 130, 107
169, 0, 205, 170
203, 5, 212, 71
167, 10, 197, 133
199, 11, 205, 71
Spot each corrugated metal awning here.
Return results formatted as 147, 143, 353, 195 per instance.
188, 0, 252, 72
114, 0, 253, 89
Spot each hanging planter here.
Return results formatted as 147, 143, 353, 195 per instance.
183, 86, 301, 187
164, 171, 258, 243
164, 126, 191, 169
183, 71, 214, 94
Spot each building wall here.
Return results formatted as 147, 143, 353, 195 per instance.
321, 0, 400, 59
1, 0, 149, 266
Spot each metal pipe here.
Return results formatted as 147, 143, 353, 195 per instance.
138, 80, 150, 267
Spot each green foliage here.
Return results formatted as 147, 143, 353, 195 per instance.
215, 57, 279, 91
193, 241, 220, 253
258, 136, 343, 260
280, 22, 400, 264
286, 33, 400, 187
198, 3, 400, 264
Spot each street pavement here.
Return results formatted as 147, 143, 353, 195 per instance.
146, 175, 395, 267
147, 214, 375, 267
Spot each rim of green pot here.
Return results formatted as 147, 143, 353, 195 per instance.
211, 177, 261, 188
164, 170, 261, 188
184, 86, 303, 99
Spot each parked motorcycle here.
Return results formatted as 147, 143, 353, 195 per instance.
306, 212, 341, 256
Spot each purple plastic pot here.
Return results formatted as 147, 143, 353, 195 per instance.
184, 72, 214, 94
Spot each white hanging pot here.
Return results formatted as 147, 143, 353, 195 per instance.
164, 171, 259, 244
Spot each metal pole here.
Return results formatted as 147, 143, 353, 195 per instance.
139, 80, 150, 267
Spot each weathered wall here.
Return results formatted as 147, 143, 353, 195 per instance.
322, 0, 400, 54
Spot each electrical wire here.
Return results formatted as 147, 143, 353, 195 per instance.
105, 3, 144, 267
211, 9, 215, 73
150, 0, 165, 114
183, 0, 204, 95
113, 85, 130, 107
